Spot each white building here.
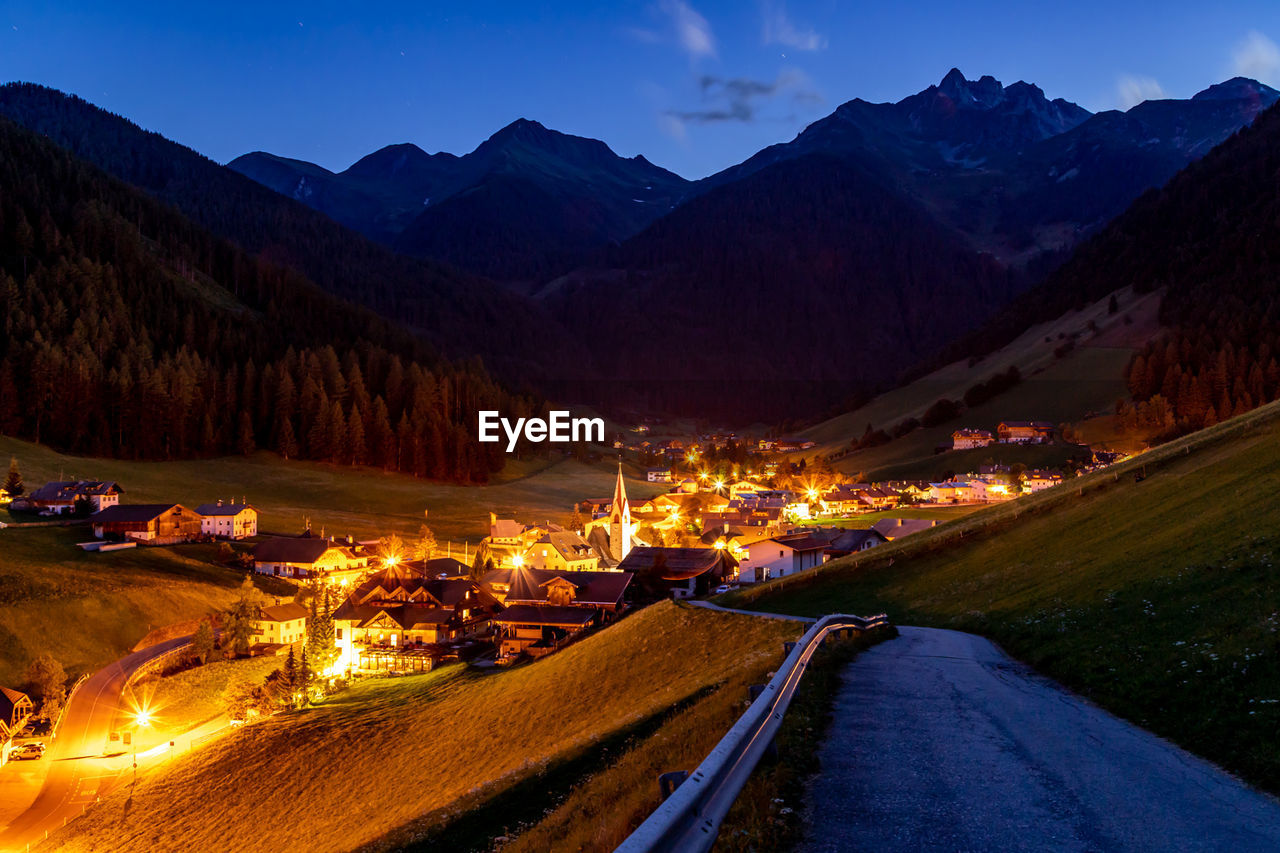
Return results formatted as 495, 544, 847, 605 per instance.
195, 502, 258, 539
737, 533, 830, 584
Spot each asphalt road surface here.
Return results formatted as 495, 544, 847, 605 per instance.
804, 626, 1280, 853
0, 635, 191, 852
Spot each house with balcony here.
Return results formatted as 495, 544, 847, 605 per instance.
195, 501, 258, 539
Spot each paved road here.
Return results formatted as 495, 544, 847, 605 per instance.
804, 626, 1280, 853
0, 635, 191, 852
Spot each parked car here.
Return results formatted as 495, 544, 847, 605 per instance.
713, 584, 733, 595
8, 742, 45, 760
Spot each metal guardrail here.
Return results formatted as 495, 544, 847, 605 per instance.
615, 612, 891, 853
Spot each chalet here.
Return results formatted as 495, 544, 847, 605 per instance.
334, 565, 503, 670
523, 530, 600, 572
617, 546, 735, 599
952, 429, 995, 450
485, 567, 632, 658
1024, 470, 1064, 493
857, 488, 900, 511
249, 602, 309, 649
929, 480, 978, 503
819, 486, 868, 516
738, 533, 831, 584
871, 517, 938, 541
997, 421, 1055, 444
823, 528, 889, 559
646, 467, 673, 483
28, 480, 122, 515
92, 504, 202, 543
0, 686, 34, 768
195, 501, 258, 540
422, 556, 470, 578
252, 534, 370, 582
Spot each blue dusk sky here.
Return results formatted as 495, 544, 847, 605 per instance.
2, 1, 1279, 179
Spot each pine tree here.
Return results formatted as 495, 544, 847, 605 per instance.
305, 586, 338, 677
191, 619, 215, 665
236, 411, 256, 456
223, 576, 260, 657
2, 457, 22, 496
470, 542, 491, 581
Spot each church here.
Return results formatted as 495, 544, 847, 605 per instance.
584, 464, 636, 568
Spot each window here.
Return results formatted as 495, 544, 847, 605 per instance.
336, 628, 343, 640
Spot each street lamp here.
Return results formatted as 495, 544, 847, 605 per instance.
131, 707, 152, 786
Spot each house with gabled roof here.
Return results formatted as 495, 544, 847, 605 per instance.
92, 503, 202, 543
737, 533, 832, 583
195, 501, 258, 539
28, 480, 122, 514
617, 546, 735, 599
333, 564, 503, 670
249, 602, 309, 649
484, 566, 633, 659
252, 533, 370, 582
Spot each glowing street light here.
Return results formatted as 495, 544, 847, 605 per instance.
512, 554, 524, 569
383, 554, 400, 568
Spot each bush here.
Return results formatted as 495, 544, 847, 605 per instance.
921, 398, 962, 427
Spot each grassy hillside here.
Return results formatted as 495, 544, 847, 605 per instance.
43, 602, 799, 853
0, 526, 293, 686
797, 286, 1161, 479
0, 435, 666, 543
733, 398, 1280, 793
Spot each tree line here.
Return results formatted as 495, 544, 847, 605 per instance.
0, 113, 544, 481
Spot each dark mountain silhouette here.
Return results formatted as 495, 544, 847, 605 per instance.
955, 97, 1280, 438
0, 82, 582, 384
0, 111, 537, 479
232, 118, 690, 280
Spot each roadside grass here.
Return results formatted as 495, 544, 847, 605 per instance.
0, 435, 667, 544
732, 398, 1280, 793
44, 602, 801, 853
0, 525, 292, 685
130, 656, 281, 735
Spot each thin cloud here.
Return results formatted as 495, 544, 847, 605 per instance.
659, 0, 716, 62
1116, 75, 1166, 109
761, 1, 827, 51
1233, 31, 1280, 85
666, 69, 821, 125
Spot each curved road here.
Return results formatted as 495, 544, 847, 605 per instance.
805, 626, 1280, 853
0, 635, 191, 852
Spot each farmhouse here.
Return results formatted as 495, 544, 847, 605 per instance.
645, 467, 673, 483
929, 480, 978, 503
91, 503, 202, 543
523, 530, 599, 571
0, 687, 34, 768
997, 421, 1055, 443
252, 534, 370, 582
28, 480, 122, 514
823, 528, 889, 558
485, 567, 632, 658
195, 501, 258, 539
737, 533, 831, 583
249, 602, 309, 649
1024, 470, 1064, 492
333, 565, 502, 669
952, 428, 995, 450
617, 546, 735, 598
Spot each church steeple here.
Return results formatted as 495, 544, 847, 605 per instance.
608, 463, 632, 562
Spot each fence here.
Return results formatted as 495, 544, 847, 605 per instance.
615, 612, 891, 853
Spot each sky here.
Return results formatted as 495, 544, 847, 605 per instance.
3, 2, 1280, 179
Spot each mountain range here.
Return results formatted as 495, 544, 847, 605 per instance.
234, 70, 1278, 282
230, 119, 690, 280
2, 70, 1276, 422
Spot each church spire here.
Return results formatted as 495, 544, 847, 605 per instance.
609, 463, 632, 562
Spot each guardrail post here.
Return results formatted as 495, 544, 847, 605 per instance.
783, 641, 796, 654
748, 684, 765, 701
658, 770, 689, 800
